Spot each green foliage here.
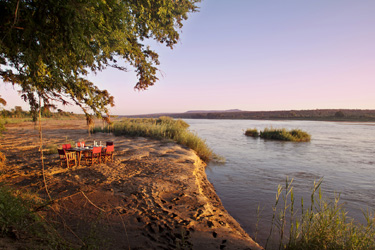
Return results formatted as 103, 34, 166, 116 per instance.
44, 144, 58, 155
265, 179, 375, 250
245, 128, 259, 137
94, 117, 212, 162
259, 128, 311, 142
0, 184, 73, 248
0, 185, 40, 236
0, 0, 200, 118
0, 107, 84, 121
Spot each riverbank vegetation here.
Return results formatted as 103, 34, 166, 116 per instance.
265, 179, 375, 250
0, 185, 65, 248
244, 128, 259, 137
245, 128, 311, 142
157, 109, 375, 122
0, 106, 85, 122
93, 116, 213, 162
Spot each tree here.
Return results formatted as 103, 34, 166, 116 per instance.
335, 111, 345, 118
0, 0, 200, 118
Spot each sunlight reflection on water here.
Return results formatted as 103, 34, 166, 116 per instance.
185, 119, 375, 246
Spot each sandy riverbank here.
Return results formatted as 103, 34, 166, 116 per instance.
0, 119, 262, 249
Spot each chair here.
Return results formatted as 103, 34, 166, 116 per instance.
62, 144, 71, 150
65, 152, 77, 168
85, 147, 102, 166
102, 145, 114, 163
58, 149, 77, 168
58, 149, 67, 167
77, 141, 85, 147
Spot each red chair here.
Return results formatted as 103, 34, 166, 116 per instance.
102, 145, 114, 163
85, 147, 102, 166
62, 144, 71, 150
58, 149, 77, 168
58, 149, 66, 167
77, 142, 85, 147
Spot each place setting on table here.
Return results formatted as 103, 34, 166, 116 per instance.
59, 141, 114, 167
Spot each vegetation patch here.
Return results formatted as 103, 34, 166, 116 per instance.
0, 184, 67, 248
245, 128, 259, 137
264, 178, 375, 250
93, 116, 213, 162
245, 127, 311, 142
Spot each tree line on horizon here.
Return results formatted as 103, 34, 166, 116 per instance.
128, 109, 375, 122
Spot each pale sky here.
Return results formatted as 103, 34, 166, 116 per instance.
1, 0, 374, 115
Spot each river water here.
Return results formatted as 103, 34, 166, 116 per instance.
185, 119, 375, 246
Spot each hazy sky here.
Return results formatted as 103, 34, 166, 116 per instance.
2, 0, 375, 115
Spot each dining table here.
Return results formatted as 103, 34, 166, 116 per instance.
66, 145, 106, 166
66, 146, 93, 166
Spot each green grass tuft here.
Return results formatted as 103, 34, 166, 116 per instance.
93, 117, 213, 162
259, 127, 311, 142
265, 178, 375, 250
245, 128, 259, 137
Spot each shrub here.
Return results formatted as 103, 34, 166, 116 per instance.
245, 128, 259, 137
94, 117, 213, 162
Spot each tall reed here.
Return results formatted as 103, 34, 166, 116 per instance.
265, 178, 375, 250
94, 117, 213, 162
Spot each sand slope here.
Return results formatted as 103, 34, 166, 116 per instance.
0, 119, 262, 249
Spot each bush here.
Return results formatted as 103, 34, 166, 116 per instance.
94, 117, 213, 162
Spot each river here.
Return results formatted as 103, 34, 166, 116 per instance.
185, 119, 375, 246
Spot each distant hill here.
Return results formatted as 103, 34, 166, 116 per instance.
125, 109, 375, 122
185, 109, 242, 113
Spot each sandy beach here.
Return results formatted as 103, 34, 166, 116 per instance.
0, 119, 262, 249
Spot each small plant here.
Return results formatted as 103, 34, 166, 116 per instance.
245, 128, 259, 137
44, 143, 59, 155
259, 128, 311, 142
265, 178, 375, 250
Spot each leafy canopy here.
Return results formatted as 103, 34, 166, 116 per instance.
0, 0, 200, 118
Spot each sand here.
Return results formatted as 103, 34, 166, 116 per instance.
0, 119, 263, 249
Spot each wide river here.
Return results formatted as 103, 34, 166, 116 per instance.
185, 119, 375, 246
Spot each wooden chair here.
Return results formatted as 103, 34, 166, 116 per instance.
85, 147, 102, 166
65, 152, 77, 168
58, 149, 77, 168
62, 144, 71, 150
102, 145, 114, 163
